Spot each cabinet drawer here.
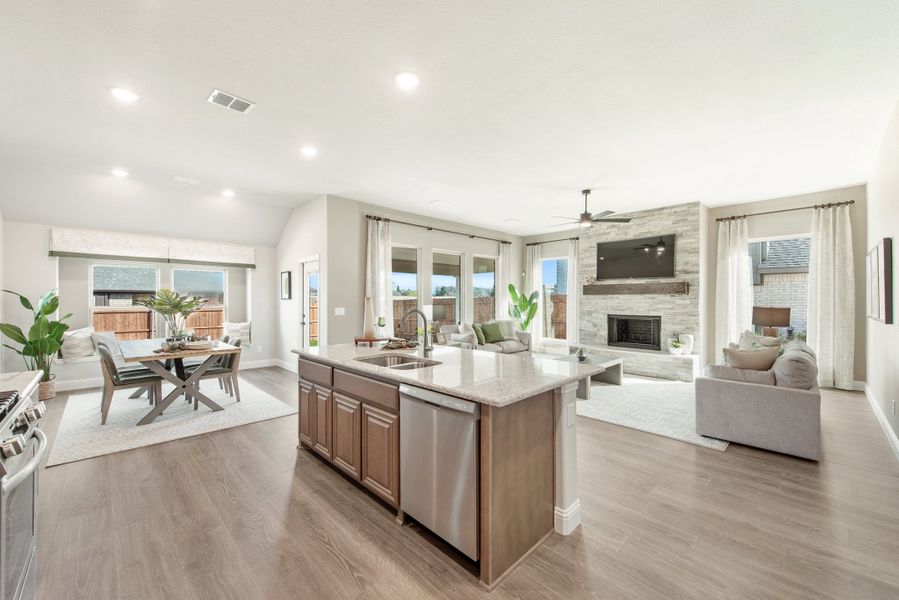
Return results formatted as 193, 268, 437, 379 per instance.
334, 369, 398, 412
299, 359, 333, 387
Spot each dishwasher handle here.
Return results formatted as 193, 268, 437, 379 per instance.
399, 385, 480, 417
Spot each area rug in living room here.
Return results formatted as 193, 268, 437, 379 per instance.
578, 376, 729, 451
47, 380, 296, 466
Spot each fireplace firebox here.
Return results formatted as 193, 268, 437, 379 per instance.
607, 314, 662, 351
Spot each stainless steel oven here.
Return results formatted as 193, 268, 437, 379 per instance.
0, 392, 47, 600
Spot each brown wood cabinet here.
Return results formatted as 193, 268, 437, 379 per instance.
331, 392, 362, 479
298, 363, 400, 509
312, 387, 333, 460
298, 380, 314, 447
361, 403, 400, 507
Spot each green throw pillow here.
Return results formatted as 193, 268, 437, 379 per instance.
472, 324, 486, 345
481, 322, 505, 344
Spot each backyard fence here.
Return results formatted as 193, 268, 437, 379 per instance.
92, 306, 226, 340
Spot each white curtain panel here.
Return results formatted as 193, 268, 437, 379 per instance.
808, 205, 855, 389
365, 219, 394, 338
566, 238, 580, 344
525, 244, 544, 349
714, 218, 753, 361
497, 242, 512, 319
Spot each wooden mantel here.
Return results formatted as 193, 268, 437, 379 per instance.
583, 281, 689, 295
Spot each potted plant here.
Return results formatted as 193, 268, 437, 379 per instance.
508, 284, 539, 331
135, 289, 207, 341
668, 336, 683, 355
0, 290, 72, 400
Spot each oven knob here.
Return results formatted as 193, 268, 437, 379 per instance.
0, 435, 26, 459
24, 402, 46, 422
14, 414, 30, 430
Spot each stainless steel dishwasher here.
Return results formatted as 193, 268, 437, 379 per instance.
399, 385, 480, 560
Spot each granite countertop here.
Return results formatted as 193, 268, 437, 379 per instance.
0, 371, 42, 398
292, 344, 608, 407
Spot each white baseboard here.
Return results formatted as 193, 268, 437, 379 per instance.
554, 498, 582, 535
274, 359, 297, 373
864, 384, 899, 464
241, 359, 282, 370
853, 380, 866, 392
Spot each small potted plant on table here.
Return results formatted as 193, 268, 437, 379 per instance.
668, 336, 683, 355
135, 289, 207, 349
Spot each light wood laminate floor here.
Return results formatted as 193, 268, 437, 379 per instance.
36, 368, 899, 599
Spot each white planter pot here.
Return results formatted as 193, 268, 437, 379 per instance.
668, 346, 683, 355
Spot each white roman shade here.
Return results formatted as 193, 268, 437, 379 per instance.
49, 227, 256, 268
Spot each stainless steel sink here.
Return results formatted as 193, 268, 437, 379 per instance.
354, 354, 441, 369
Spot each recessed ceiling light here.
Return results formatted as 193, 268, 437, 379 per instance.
221, 189, 235, 198
394, 72, 420, 91
109, 87, 140, 103
299, 146, 318, 158
111, 168, 129, 178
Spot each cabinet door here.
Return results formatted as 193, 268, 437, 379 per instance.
361, 404, 400, 507
312, 387, 333, 460
331, 392, 362, 480
298, 380, 315, 447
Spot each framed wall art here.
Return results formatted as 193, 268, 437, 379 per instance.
281, 271, 292, 300
866, 238, 893, 324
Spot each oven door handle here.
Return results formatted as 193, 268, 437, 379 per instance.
2, 428, 48, 494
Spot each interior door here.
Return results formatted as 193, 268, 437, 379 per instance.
299, 259, 320, 349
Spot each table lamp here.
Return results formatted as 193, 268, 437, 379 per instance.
752, 306, 791, 337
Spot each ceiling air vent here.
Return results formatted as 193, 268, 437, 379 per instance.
207, 89, 255, 113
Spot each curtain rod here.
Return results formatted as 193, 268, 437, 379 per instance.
715, 200, 855, 222
366, 214, 512, 244
525, 236, 579, 247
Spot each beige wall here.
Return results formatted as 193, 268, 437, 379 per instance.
703, 185, 867, 382
866, 101, 899, 439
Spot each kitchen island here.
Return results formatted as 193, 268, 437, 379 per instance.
292, 343, 607, 588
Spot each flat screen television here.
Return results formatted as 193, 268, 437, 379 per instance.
596, 234, 676, 279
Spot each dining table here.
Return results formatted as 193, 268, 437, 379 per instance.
118, 338, 241, 426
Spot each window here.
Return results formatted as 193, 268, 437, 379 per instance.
473, 256, 496, 322
432, 252, 461, 327
91, 264, 158, 340
748, 236, 809, 339
391, 247, 418, 335
541, 257, 568, 340
173, 268, 226, 339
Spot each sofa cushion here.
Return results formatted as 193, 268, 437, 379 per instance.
481, 322, 505, 344
723, 346, 779, 371
472, 324, 486, 346
492, 319, 517, 340
738, 330, 782, 350
480, 343, 503, 352
705, 364, 776, 386
450, 332, 476, 346
772, 347, 818, 390
495, 340, 528, 353
782, 340, 816, 360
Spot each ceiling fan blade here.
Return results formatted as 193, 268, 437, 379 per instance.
551, 215, 578, 220
593, 217, 632, 223
593, 210, 614, 219
549, 221, 579, 228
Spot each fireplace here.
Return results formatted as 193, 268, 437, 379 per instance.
607, 314, 662, 351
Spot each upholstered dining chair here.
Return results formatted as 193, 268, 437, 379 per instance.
95, 339, 161, 405
97, 346, 164, 425
184, 339, 242, 407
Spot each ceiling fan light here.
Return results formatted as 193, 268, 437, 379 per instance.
579, 219, 593, 228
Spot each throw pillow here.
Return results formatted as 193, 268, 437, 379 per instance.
224, 321, 251, 344
772, 348, 818, 389
723, 346, 780, 371
738, 330, 782, 350
472, 324, 486, 346
705, 364, 776, 386
91, 331, 121, 355
494, 319, 516, 340
481, 322, 505, 344
459, 322, 475, 335
60, 327, 96, 360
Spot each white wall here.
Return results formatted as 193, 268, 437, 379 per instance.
2, 220, 278, 385
866, 101, 899, 439
704, 185, 867, 381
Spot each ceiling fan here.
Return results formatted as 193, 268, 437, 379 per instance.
551, 189, 631, 228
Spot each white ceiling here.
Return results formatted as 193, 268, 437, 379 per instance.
2, 0, 899, 241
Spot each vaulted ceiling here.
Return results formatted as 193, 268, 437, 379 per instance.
2, 1, 898, 243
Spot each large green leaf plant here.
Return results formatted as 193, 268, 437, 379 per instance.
0, 290, 72, 382
135, 288, 207, 338
507, 284, 539, 331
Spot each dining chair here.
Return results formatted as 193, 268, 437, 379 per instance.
97, 346, 164, 425
185, 339, 242, 408
96, 339, 160, 405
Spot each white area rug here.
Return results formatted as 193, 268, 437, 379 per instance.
578, 377, 729, 451
47, 379, 296, 466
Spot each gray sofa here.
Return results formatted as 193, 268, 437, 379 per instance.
695, 340, 821, 460
439, 320, 531, 354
